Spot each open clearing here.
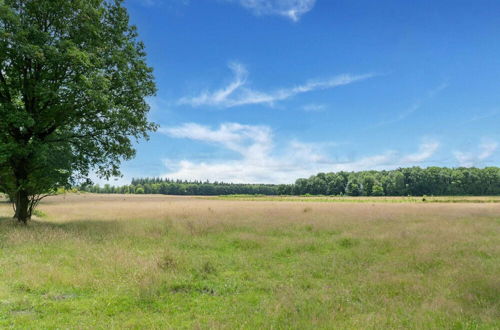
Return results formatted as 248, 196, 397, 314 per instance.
0, 194, 499, 328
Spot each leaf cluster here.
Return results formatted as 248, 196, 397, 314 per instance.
0, 0, 157, 197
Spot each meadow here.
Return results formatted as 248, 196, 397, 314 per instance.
0, 194, 499, 329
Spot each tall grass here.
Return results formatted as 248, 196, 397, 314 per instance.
211, 194, 500, 203
0, 194, 498, 328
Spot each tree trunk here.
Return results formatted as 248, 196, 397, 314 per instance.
14, 189, 30, 224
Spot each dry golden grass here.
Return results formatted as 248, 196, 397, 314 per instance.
0, 193, 499, 328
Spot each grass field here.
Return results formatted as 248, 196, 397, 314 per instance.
210, 195, 500, 203
0, 194, 499, 329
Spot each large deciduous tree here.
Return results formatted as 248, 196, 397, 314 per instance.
0, 0, 157, 223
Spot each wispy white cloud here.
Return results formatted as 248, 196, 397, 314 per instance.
288, 140, 328, 163
302, 103, 327, 112
426, 82, 449, 98
136, 0, 157, 6
454, 139, 498, 167
137, 0, 314, 21
159, 122, 272, 160
375, 82, 448, 127
179, 62, 374, 108
136, 0, 192, 11
478, 141, 498, 160
401, 139, 440, 163
228, 0, 316, 22
160, 122, 440, 183
459, 109, 500, 125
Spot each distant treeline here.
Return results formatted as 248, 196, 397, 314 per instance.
82, 178, 280, 195
80, 167, 500, 196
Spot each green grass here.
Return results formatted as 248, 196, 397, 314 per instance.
0, 195, 499, 328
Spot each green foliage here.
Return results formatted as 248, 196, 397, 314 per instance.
81, 177, 284, 196
81, 167, 500, 197
0, 0, 156, 221
300, 167, 500, 197
371, 184, 384, 196
345, 178, 362, 196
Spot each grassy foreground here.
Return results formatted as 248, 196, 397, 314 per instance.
0, 194, 499, 329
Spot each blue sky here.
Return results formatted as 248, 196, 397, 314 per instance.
106, 0, 500, 184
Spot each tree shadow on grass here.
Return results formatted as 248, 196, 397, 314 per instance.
0, 216, 174, 244
0, 217, 128, 240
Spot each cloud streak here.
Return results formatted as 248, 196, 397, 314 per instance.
401, 139, 440, 163
375, 82, 448, 127
454, 140, 498, 167
179, 62, 374, 108
160, 122, 440, 183
231, 0, 316, 22
160, 122, 272, 160
302, 103, 327, 112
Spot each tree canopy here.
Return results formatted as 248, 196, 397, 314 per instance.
82, 167, 500, 197
0, 0, 156, 223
